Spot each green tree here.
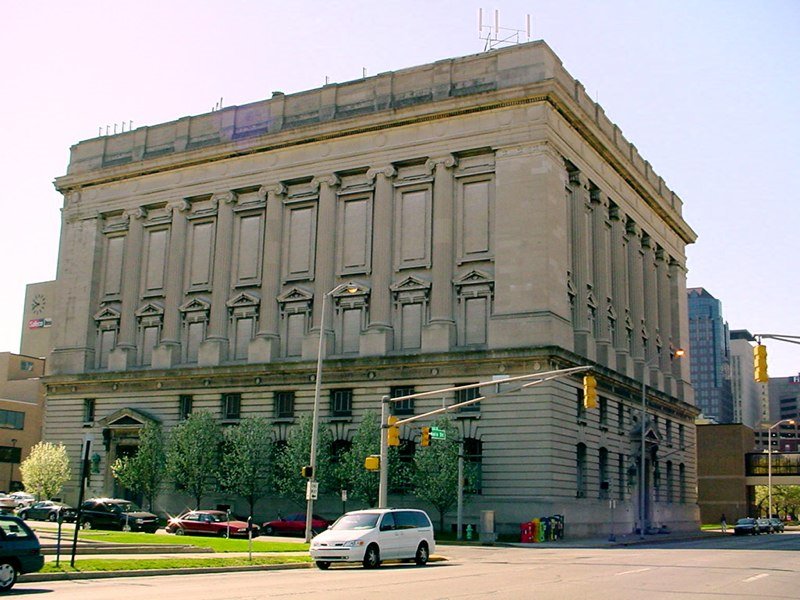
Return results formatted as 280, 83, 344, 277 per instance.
19, 442, 71, 500
338, 411, 381, 506
111, 422, 166, 511
412, 418, 467, 532
275, 414, 334, 506
335, 411, 415, 508
166, 411, 222, 509
218, 417, 275, 517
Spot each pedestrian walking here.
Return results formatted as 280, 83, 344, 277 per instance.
720, 514, 727, 533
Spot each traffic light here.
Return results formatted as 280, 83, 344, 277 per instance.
387, 416, 400, 446
421, 426, 431, 447
583, 374, 597, 409
364, 455, 380, 471
301, 465, 313, 478
754, 344, 768, 383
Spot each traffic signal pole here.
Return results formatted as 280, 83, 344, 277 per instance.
377, 365, 592, 510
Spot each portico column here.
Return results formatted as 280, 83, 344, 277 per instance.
152, 199, 190, 368
361, 166, 396, 355
422, 156, 457, 352
302, 175, 339, 360
249, 184, 285, 363
108, 207, 146, 370
199, 191, 237, 366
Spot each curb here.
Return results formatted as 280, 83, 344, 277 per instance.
21, 561, 313, 583
20, 554, 449, 583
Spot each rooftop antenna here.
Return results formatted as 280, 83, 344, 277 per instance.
478, 8, 531, 51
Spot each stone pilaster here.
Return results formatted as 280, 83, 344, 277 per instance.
609, 204, 631, 374
152, 199, 190, 369
249, 184, 285, 363
591, 188, 613, 368
569, 171, 593, 359
641, 233, 660, 383
199, 191, 236, 366
108, 207, 146, 371
656, 247, 673, 389
627, 219, 646, 374
302, 175, 339, 360
361, 166, 396, 356
422, 156, 457, 352
669, 258, 690, 400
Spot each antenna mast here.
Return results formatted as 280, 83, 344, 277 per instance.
478, 9, 531, 51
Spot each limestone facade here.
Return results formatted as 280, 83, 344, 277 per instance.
46, 41, 698, 536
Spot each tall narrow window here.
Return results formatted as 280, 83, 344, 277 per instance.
456, 384, 480, 414
179, 395, 193, 420
186, 321, 205, 363
341, 308, 362, 354
83, 399, 96, 424
330, 389, 353, 418
222, 393, 241, 421
463, 437, 483, 494
599, 447, 609, 498
576, 443, 587, 498
140, 325, 159, 366
679, 463, 686, 502
666, 461, 674, 502
599, 397, 608, 427
391, 386, 415, 416
617, 401, 625, 432
577, 388, 586, 421
274, 391, 295, 419
618, 453, 625, 500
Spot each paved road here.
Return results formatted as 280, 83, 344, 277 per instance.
15, 532, 800, 599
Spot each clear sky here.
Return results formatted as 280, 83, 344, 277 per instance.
2, 0, 798, 376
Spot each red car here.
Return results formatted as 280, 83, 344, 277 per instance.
166, 510, 259, 538
262, 513, 331, 536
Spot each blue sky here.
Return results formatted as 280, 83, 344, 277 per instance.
2, 0, 798, 376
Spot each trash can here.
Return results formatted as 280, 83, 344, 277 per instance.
520, 522, 532, 543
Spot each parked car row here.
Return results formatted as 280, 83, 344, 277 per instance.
733, 517, 786, 535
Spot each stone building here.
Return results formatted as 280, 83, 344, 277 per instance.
46, 41, 698, 536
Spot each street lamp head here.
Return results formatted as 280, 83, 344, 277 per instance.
672, 348, 685, 359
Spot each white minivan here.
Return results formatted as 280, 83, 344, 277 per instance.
309, 508, 435, 569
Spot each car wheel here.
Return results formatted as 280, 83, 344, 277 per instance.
218, 529, 229, 538
81, 519, 93, 530
362, 544, 381, 569
48, 512, 58, 522
17, 511, 27, 520
0, 560, 18, 592
414, 542, 429, 566
264, 526, 274, 535
315, 561, 331, 570
122, 523, 132, 532
174, 527, 185, 536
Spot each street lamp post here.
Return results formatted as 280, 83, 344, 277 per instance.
305, 282, 358, 543
767, 418, 795, 520
639, 349, 683, 539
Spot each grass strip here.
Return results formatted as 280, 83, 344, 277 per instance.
75, 531, 308, 552
42, 555, 311, 573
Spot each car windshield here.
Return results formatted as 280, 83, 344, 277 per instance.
110, 501, 140, 512
736, 518, 753, 524
331, 513, 380, 531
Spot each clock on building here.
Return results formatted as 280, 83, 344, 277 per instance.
31, 294, 46, 315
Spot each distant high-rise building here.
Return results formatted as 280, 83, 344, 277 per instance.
729, 330, 762, 428
688, 288, 733, 423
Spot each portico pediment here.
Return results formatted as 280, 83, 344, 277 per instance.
98, 407, 160, 430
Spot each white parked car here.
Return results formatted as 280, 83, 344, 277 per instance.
309, 508, 435, 570
8, 492, 35, 509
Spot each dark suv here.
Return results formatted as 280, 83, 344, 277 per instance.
0, 515, 44, 591
79, 498, 159, 533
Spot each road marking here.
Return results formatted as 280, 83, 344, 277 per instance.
616, 567, 653, 575
743, 573, 769, 583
